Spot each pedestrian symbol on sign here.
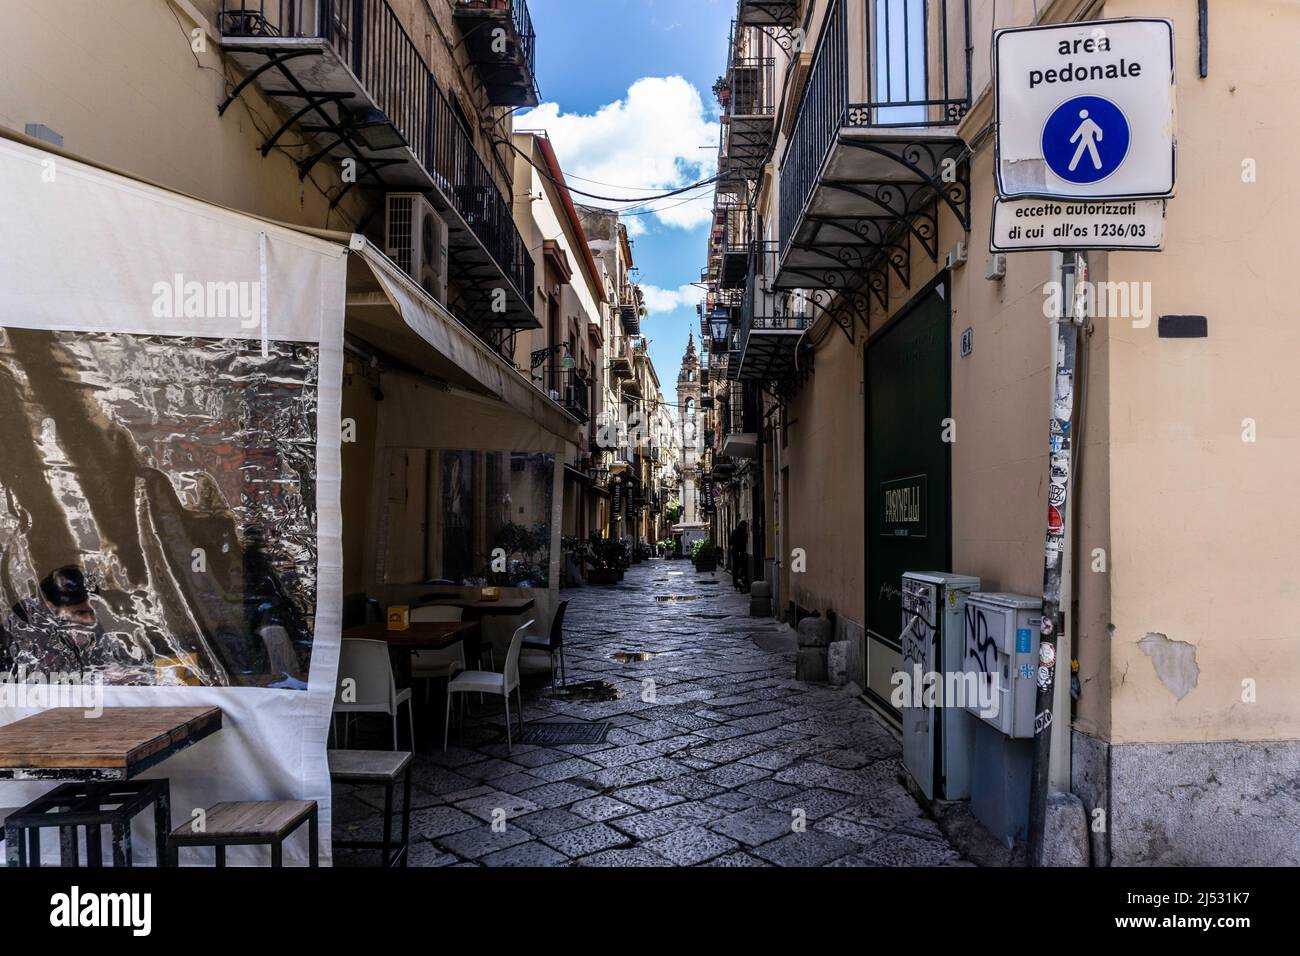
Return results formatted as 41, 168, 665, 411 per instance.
1041, 95, 1130, 185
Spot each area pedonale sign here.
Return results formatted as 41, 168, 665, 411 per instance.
991, 18, 1176, 252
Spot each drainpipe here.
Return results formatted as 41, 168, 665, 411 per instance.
1028, 252, 1087, 866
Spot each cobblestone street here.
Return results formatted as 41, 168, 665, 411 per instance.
335, 561, 969, 867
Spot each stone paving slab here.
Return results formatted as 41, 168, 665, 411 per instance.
336, 561, 967, 867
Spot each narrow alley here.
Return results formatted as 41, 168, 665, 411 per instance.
334, 562, 967, 867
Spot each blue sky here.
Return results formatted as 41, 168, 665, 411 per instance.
522, 0, 737, 407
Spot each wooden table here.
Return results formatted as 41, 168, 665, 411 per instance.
0, 706, 222, 867
424, 597, 536, 619
0, 706, 222, 782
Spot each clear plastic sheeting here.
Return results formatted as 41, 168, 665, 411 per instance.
0, 329, 320, 689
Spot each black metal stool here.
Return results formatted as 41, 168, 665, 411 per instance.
329, 750, 412, 867
4, 779, 171, 867
167, 800, 319, 867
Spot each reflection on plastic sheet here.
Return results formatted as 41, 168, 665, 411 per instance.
0, 329, 319, 689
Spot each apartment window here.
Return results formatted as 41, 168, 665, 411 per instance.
872, 0, 928, 125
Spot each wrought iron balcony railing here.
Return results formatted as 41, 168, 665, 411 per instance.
539, 367, 590, 424
778, 0, 971, 256
729, 57, 776, 117
219, 0, 534, 315
454, 1, 537, 102
738, 241, 812, 380
714, 202, 752, 290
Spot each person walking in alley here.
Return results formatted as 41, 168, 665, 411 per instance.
729, 520, 750, 592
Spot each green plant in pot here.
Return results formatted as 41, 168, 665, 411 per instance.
692, 540, 719, 573
587, 534, 629, 584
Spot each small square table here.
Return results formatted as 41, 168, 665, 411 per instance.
0, 706, 222, 866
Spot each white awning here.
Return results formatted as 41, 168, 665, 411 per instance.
347, 239, 582, 446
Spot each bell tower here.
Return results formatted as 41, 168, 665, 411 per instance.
676, 334, 702, 525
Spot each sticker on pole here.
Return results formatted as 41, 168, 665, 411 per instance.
995, 18, 1175, 200
990, 197, 1165, 252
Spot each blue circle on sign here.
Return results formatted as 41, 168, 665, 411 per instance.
1041, 95, 1130, 185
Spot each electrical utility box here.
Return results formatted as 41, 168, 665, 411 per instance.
900, 572, 981, 801
961, 592, 1044, 739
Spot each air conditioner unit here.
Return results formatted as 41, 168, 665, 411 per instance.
385, 192, 448, 305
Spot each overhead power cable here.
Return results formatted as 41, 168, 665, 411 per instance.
496, 136, 719, 203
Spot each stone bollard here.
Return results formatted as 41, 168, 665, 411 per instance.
749, 581, 771, 618
796, 616, 832, 682
827, 640, 850, 686
1037, 791, 1091, 867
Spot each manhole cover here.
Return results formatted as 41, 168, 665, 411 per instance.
698, 579, 720, 585
519, 722, 611, 745
691, 613, 730, 620
655, 594, 702, 602
548, 680, 623, 702
610, 652, 655, 663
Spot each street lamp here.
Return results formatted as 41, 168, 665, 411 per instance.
709, 313, 731, 344
530, 343, 575, 371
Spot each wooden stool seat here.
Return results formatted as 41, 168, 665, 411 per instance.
168, 800, 318, 867
328, 749, 411, 783
329, 749, 412, 867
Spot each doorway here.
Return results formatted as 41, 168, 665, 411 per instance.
863, 278, 952, 715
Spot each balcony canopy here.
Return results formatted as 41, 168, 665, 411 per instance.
737, 0, 802, 27
452, 0, 540, 108
218, 0, 538, 334
774, 0, 971, 309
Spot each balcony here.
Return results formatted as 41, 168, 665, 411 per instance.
723, 381, 760, 458
609, 336, 634, 381
738, 0, 802, 28
713, 201, 752, 290
722, 57, 776, 179
453, 0, 539, 107
739, 242, 812, 383
218, 0, 538, 333
619, 302, 641, 337
775, 0, 971, 303
539, 367, 590, 424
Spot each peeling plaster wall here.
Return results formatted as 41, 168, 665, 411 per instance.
1103, 0, 1300, 744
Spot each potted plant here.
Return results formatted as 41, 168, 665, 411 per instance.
587, 534, 628, 585
712, 75, 731, 107
692, 540, 719, 573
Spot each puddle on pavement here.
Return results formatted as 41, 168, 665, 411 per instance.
547, 680, 623, 702
655, 594, 702, 602
610, 651, 656, 663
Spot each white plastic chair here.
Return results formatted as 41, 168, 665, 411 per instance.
444, 620, 532, 754
334, 639, 414, 751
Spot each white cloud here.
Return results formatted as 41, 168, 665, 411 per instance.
521, 76, 719, 232
641, 283, 701, 316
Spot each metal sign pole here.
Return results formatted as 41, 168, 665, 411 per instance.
1027, 251, 1085, 866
